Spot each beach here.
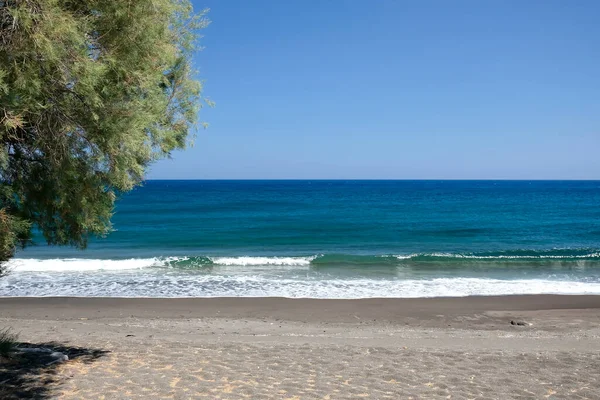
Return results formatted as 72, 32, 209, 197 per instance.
2, 295, 600, 399
3, 0, 599, 394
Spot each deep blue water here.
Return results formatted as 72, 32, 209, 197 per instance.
19, 180, 600, 257
3, 180, 600, 298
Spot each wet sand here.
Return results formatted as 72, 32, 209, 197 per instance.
1, 295, 600, 399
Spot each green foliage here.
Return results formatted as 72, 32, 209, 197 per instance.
0, 327, 18, 357
0, 209, 30, 275
0, 0, 209, 264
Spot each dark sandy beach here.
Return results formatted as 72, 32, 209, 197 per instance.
2, 295, 600, 399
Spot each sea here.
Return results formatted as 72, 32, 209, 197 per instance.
2, 180, 600, 298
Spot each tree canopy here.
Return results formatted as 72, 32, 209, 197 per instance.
0, 0, 208, 273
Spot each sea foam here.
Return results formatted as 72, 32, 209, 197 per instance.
209, 256, 315, 266
4, 253, 600, 298
5, 257, 177, 272
1, 272, 600, 298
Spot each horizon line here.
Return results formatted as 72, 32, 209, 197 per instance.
143, 178, 600, 181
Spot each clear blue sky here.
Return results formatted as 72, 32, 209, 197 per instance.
148, 0, 599, 180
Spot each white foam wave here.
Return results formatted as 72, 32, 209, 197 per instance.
209, 256, 315, 266
2, 272, 600, 298
394, 252, 600, 260
5, 257, 183, 272
5, 255, 315, 272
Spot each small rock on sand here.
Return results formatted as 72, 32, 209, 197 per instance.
510, 320, 528, 326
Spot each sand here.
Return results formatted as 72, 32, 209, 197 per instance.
1, 295, 600, 399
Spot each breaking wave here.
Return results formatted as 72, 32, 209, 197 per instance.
6, 248, 600, 272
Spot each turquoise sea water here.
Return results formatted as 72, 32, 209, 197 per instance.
2, 180, 600, 298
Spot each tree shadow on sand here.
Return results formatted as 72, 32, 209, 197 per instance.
0, 342, 109, 399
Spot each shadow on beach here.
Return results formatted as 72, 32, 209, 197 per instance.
0, 342, 109, 399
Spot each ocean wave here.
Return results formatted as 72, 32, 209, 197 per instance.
5, 258, 171, 272
208, 256, 315, 266
7, 257, 200, 272
5, 255, 317, 272
2, 274, 600, 298
6, 249, 600, 273
396, 249, 600, 262
5, 250, 600, 298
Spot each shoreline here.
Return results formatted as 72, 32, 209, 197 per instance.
2, 294, 600, 324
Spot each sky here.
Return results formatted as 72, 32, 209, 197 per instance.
148, 0, 600, 180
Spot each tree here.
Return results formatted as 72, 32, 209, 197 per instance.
0, 0, 209, 274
